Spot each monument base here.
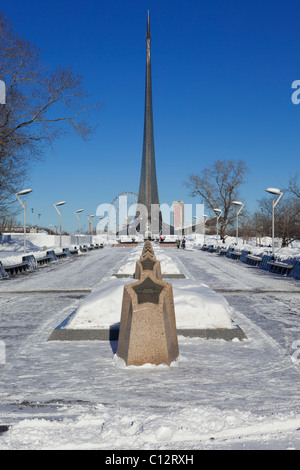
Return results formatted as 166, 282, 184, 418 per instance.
112, 273, 186, 279
114, 243, 139, 247
47, 319, 247, 342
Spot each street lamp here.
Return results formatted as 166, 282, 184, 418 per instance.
213, 208, 223, 246
15, 188, 32, 254
54, 201, 67, 248
232, 201, 244, 247
74, 209, 84, 244
87, 214, 95, 236
265, 187, 283, 254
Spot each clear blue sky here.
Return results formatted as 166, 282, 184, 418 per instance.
2, 0, 300, 233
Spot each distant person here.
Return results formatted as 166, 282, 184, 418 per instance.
181, 238, 186, 249
176, 239, 180, 249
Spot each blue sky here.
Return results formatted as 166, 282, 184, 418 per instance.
2, 0, 300, 233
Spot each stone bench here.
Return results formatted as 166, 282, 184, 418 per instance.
46, 250, 58, 262
4, 261, 28, 276
22, 254, 38, 270
229, 250, 250, 261
290, 260, 300, 279
83, 245, 94, 251
246, 255, 263, 266
62, 248, 71, 257
0, 261, 9, 279
240, 250, 251, 263
62, 247, 79, 257
218, 248, 228, 256
259, 254, 273, 270
55, 251, 67, 260
36, 255, 52, 266
225, 247, 234, 258
267, 261, 294, 275
229, 250, 242, 260
45, 250, 67, 261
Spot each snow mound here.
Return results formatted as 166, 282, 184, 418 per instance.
172, 280, 232, 329
117, 244, 180, 275
67, 277, 232, 330
67, 277, 133, 329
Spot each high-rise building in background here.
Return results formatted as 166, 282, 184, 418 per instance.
172, 201, 184, 232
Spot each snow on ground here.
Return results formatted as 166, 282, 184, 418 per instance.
68, 277, 233, 330
0, 234, 300, 450
117, 244, 181, 275
189, 234, 300, 262
69, 242, 232, 330
172, 280, 232, 329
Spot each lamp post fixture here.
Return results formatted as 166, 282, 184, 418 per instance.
213, 208, 223, 246
232, 201, 244, 247
74, 209, 84, 244
54, 201, 67, 248
87, 214, 95, 235
265, 187, 283, 254
15, 188, 32, 254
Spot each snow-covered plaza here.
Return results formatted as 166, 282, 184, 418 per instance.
0, 234, 300, 450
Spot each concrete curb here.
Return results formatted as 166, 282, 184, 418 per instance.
47, 319, 247, 342
112, 273, 186, 279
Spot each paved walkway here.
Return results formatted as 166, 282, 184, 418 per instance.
0, 245, 300, 449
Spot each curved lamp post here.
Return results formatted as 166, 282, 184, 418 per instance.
87, 214, 95, 236
15, 188, 32, 254
232, 201, 244, 247
213, 208, 223, 246
265, 187, 283, 254
74, 209, 84, 244
54, 201, 67, 248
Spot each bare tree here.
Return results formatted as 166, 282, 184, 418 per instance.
0, 214, 16, 232
258, 194, 300, 247
288, 173, 300, 199
185, 160, 249, 240
0, 13, 99, 215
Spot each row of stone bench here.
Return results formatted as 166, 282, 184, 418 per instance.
0, 248, 76, 278
78, 243, 103, 253
0, 243, 103, 279
201, 244, 300, 278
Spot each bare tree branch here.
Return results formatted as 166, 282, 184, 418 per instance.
184, 160, 249, 239
0, 12, 99, 215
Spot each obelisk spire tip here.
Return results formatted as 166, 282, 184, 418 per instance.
146, 10, 151, 40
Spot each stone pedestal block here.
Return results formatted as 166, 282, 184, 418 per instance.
134, 255, 162, 280
116, 274, 179, 366
142, 247, 154, 257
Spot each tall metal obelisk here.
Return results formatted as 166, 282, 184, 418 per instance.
137, 11, 161, 233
